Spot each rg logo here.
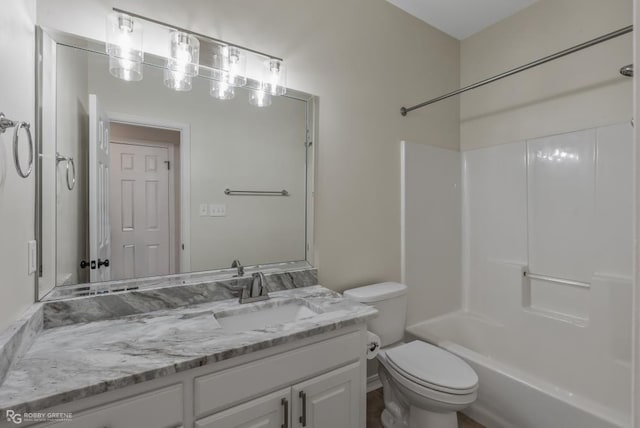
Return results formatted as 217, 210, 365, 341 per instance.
5, 410, 22, 424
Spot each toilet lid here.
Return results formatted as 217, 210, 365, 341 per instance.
385, 341, 478, 394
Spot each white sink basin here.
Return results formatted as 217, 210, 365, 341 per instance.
214, 302, 320, 333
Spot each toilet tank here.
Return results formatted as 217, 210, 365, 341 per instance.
343, 282, 408, 347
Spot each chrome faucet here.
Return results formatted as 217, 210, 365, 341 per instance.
231, 259, 244, 277
239, 272, 270, 304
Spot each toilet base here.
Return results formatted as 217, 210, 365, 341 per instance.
377, 352, 474, 428
380, 406, 459, 428
409, 406, 458, 428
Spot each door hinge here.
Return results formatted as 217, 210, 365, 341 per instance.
305, 129, 312, 147
164, 160, 170, 170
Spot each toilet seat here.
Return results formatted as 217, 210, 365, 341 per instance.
384, 341, 478, 395
379, 358, 478, 408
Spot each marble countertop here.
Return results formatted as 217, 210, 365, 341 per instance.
0, 285, 376, 414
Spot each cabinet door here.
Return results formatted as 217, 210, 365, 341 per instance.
292, 362, 361, 428
195, 387, 291, 428
40, 385, 183, 428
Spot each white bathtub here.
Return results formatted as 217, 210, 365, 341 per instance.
406, 311, 631, 428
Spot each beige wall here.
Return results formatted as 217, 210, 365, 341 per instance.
461, 0, 633, 151
37, 0, 460, 291
0, 0, 37, 331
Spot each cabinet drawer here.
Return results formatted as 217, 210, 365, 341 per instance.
43, 384, 183, 428
194, 331, 363, 417
195, 387, 290, 428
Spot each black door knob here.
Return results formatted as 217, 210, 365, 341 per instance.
80, 260, 90, 269
98, 259, 110, 268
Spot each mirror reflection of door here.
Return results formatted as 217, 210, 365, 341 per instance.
88, 94, 112, 282
109, 123, 179, 281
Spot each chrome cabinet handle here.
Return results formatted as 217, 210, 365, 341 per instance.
299, 391, 307, 427
281, 397, 289, 428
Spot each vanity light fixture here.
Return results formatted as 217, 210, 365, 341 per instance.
107, 8, 288, 105
105, 12, 144, 81
210, 78, 235, 100
249, 88, 272, 107
164, 31, 200, 91
213, 46, 247, 88
262, 59, 287, 96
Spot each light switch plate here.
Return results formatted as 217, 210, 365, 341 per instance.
209, 204, 226, 217
199, 204, 208, 216
27, 240, 37, 275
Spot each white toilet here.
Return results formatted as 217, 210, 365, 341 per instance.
344, 282, 478, 428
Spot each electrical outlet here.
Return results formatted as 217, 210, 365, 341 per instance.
209, 204, 226, 217
199, 204, 208, 216
27, 240, 37, 275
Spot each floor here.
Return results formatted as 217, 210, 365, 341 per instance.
366, 388, 484, 428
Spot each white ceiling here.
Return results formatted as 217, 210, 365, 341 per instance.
387, 0, 539, 40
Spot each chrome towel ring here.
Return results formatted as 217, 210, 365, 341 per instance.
56, 153, 76, 191
0, 112, 34, 178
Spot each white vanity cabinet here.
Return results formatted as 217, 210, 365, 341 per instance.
195, 362, 361, 428
24, 327, 367, 428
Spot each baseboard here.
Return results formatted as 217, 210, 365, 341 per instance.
367, 373, 382, 393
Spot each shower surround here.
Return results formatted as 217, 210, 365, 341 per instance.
403, 121, 633, 427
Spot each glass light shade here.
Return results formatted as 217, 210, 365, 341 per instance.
163, 68, 192, 91
109, 56, 143, 82
262, 59, 287, 96
105, 12, 144, 81
210, 78, 235, 100
213, 46, 247, 87
164, 31, 199, 91
167, 31, 200, 78
249, 89, 272, 107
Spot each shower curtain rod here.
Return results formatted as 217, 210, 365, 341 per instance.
400, 25, 633, 116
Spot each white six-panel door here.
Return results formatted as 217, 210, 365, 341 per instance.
89, 94, 112, 282
109, 142, 171, 280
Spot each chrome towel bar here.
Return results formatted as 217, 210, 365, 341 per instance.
224, 189, 289, 196
0, 112, 34, 178
523, 270, 590, 289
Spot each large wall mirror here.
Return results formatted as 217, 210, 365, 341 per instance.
36, 28, 316, 300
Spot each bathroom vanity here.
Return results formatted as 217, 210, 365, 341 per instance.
0, 18, 378, 428
0, 273, 376, 428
